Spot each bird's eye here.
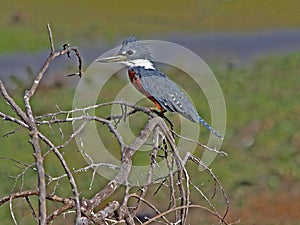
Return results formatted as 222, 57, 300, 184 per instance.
126, 50, 134, 56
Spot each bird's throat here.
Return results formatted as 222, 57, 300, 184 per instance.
123, 59, 155, 69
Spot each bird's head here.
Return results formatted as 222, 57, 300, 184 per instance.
97, 36, 154, 69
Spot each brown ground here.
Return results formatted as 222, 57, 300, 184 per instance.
228, 181, 300, 225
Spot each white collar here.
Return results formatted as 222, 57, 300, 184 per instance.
122, 59, 155, 69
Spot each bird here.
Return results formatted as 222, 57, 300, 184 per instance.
97, 36, 223, 139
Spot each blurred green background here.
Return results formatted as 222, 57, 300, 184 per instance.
1, 0, 300, 224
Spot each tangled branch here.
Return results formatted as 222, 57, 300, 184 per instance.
0, 24, 234, 225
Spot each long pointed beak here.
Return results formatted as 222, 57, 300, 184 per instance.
96, 55, 127, 63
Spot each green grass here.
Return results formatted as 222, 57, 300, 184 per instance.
217, 53, 300, 181
1, 0, 300, 52
1, 1, 300, 222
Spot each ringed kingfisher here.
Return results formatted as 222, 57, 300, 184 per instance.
97, 37, 223, 139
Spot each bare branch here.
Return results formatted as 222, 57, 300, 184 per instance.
37, 131, 81, 221
171, 130, 228, 156
131, 126, 160, 216
9, 196, 18, 225
47, 23, 55, 53
0, 80, 29, 124
129, 193, 171, 224
141, 204, 229, 225
47, 200, 74, 224
25, 196, 39, 223
0, 24, 232, 225
65, 46, 83, 77
186, 154, 230, 222
0, 190, 69, 205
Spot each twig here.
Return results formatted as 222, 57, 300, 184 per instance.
141, 204, 228, 225
0, 80, 29, 124
129, 193, 171, 225
46, 199, 74, 224
37, 131, 81, 221
131, 126, 160, 216
35, 100, 154, 122
9, 196, 18, 225
0, 112, 29, 129
47, 23, 55, 53
186, 154, 230, 223
65, 46, 83, 77
25, 196, 39, 223
171, 130, 228, 156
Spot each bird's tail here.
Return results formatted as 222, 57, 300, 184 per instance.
198, 116, 223, 140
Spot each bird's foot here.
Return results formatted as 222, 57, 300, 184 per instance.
149, 108, 174, 132
149, 108, 166, 117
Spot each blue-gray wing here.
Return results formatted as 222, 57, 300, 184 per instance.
133, 67, 223, 139
134, 67, 199, 122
